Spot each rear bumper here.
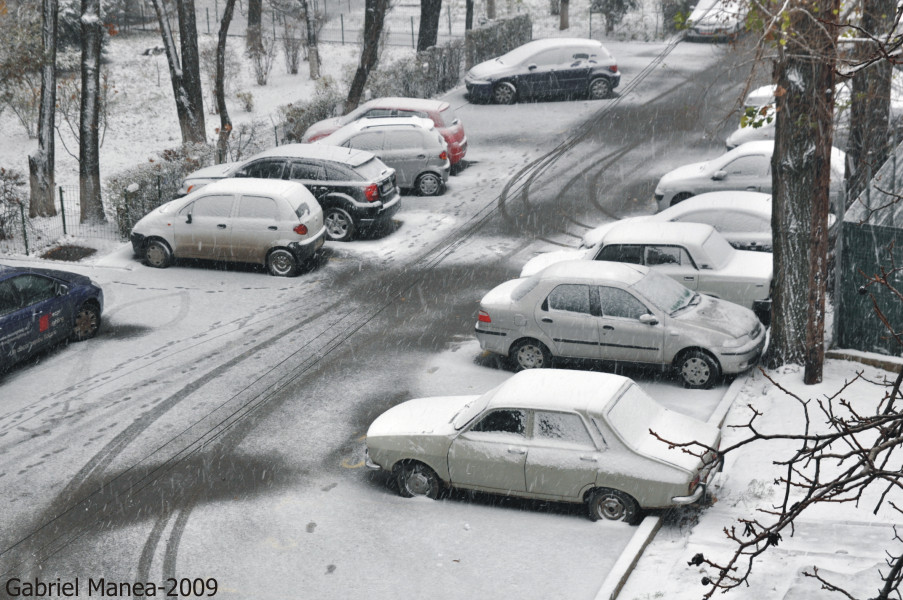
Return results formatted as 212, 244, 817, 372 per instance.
672, 455, 722, 505
288, 226, 326, 260
355, 191, 401, 227
449, 137, 467, 165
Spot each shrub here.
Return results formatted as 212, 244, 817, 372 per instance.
0, 167, 26, 241
277, 77, 344, 142
236, 90, 255, 112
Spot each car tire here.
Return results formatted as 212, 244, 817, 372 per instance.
675, 349, 721, 389
587, 488, 641, 524
266, 248, 300, 277
396, 462, 442, 499
588, 77, 613, 100
144, 239, 173, 269
415, 172, 443, 196
71, 302, 101, 342
492, 82, 517, 105
671, 192, 694, 206
324, 207, 356, 242
510, 339, 552, 370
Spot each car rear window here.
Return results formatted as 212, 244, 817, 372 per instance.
605, 384, 663, 449
325, 162, 361, 181
352, 157, 391, 181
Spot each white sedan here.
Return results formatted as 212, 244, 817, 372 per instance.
366, 369, 722, 523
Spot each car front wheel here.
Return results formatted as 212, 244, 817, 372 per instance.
511, 339, 551, 370
588, 77, 613, 100
396, 462, 442, 499
267, 248, 299, 277
587, 488, 641, 524
676, 350, 721, 389
416, 172, 443, 196
71, 302, 101, 341
324, 207, 356, 242
144, 239, 173, 269
492, 82, 517, 104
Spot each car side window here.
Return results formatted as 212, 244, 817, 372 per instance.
237, 195, 278, 220
531, 48, 564, 66
190, 195, 234, 218
645, 245, 685, 266
325, 163, 360, 181
597, 244, 643, 264
547, 284, 591, 315
363, 108, 394, 118
723, 155, 770, 177
0, 280, 20, 316
349, 131, 384, 152
717, 212, 770, 232
242, 160, 286, 179
471, 409, 526, 436
289, 162, 325, 181
598, 286, 649, 320
396, 109, 429, 118
385, 130, 425, 149
10, 275, 57, 308
533, 411, 595, 448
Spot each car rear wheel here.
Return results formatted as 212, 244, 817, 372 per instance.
324, 207, 355, 242
587, 488, 641, 524
71, 302, 101, 341
266, 248, 300, 277
588, 77, 613, 100
416, 172, 443, 196
396, 462, 442, 499
144, 239, 173, 269
511, 339, 551, 370
671, 192, 693, 206
492, 82, 517, 105
676, 350, 721, 389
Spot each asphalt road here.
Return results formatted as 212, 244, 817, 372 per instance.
0, 38, 761, 600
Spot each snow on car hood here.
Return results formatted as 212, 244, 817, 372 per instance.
367, 395, 478, 438
674, 295, 759, 338
519, 249, 588, 277
657, 161, 709, 189
634, 409, 720, 472
467, 59, 508, 80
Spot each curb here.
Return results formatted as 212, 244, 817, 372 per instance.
594, 371, 753, 600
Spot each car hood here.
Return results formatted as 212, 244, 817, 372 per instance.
519, 249, 589, 277
302, 117, 344, 142
657, 161, 709, 189
367, 395, 479, 438
673, 294, 760, 338
634, 410, 720, 471
467, 59, 511, 80
721, 248, 773, 282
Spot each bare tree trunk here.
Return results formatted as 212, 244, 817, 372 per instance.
465, 0, 474, 29
28, 0, 58, 218
150, 0, 207, 144
247, 0, 262, 51
845, 0, 895, 204
298, 0, 320, 79
79, 0, 105, 223
216, 0, 238, 163
346, 0, 388, 111
487, 0, 496, 19
559, 0, 569, 28
766, 0, 840, 382
417, 0, 441, 51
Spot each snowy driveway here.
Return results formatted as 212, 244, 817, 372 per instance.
0, 39, 755, 599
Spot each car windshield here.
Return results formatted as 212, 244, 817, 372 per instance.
497, 44, 544, 66
701, 231, 734, 269
438, 105, 459, 127
451, 388, 495, 430
605, 384, 663, 450
630, 270, 696, 315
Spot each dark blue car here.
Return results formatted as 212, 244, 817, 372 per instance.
0, 264, 103, 371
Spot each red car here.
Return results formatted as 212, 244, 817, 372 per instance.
301, 97, 467, 167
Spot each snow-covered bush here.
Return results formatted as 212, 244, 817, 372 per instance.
0, 168, 26, 241
248, 34, 278, 86
464, 14, 532, 69
104, 143, 214, 239
366, 41, 465, 100
278, 77, 344, 142
199, 40, 242, 115
236, 91, 255, 112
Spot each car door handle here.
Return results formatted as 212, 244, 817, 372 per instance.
507, 447, 526, 455
579, 456, 598, 462
268, 226, 277, 230
541, 318, 553, 323
217, 224, 227, 229
417, 154, 426, 159
602, 325, 614, 330
683, 276, 695, 281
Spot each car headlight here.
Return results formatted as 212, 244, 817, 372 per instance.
722, 335, 749, 348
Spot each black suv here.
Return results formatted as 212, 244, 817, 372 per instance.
177, 145, 400, 242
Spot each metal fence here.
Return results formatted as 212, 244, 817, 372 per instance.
0, 186, 122, 258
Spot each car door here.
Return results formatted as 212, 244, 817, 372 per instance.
525, 410, 602, 499
236, 159, 287, 180
380, 129, 429, 187
643, 245, 699, 291
288, 161, 329, 200
2, 275, 70, 362
0, 278, 25, 364
447, 408, 528, 493
518, 48, 561, 98
596, 285, 664, 365
713, 154, 771, 193
535, 284, 600, 359
172, 194, 236, 260
556, 48, 594, 94
229, 194, 282, 263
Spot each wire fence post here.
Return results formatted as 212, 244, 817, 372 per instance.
411, 16, 415, 48
59, 186, 68, 235
274, 125, 279, 146
447, 4, 452, 35
157, 175, 162, 204
341, 13, 344, 44
19, 203, 29, 256
206, 7, 211, 34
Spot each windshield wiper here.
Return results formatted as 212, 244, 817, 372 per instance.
671, 293, 700, 315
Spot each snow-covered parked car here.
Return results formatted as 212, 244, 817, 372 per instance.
684, 0, 747, 40
476, 261, 766, 388
365, 368, 722, 522
519, 221, 772, 322
130, 178, 326, 277
653, 140, 846, 210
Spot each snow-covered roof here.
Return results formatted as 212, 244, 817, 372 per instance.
249, 143, 375, 166
198, 177, 310, 199
603, 221, 716, 246
537, 259, 649, 283
517, 38, 606, 52
487, 369, 631, 413
844, 138, 903, 228
659, 191, 772, 218
361, 97, 450, 112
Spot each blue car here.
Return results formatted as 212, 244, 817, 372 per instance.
0, 264, 103, 371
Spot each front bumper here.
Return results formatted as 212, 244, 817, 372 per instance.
364, 448, 381, 471
717, 328, 766, 375
465, 81, 494, 102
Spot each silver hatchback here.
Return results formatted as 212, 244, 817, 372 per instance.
475, 260, 765, 389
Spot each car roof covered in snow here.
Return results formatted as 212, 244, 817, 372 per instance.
535, 260, 649, 284
245, 143, 377, 167
190, 177, 315, 201
660, 191, 772, 218
602, 221, 718, 246
486, 369, 633, 413
360, 97, 450, 113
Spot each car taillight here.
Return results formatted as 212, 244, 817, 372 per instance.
186, 184, 195, 194
609, 65, 618, 73
440, 150, 448, 161
293, 223, 308, 235
365, 184, 379, 202
478, 310, 491, 323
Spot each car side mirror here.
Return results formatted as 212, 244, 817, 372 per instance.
712, 170, 727, 181
56, 283, 69, 296
639, 314, 658, 325
527, 63, 538, 70
186, 213, 193, 224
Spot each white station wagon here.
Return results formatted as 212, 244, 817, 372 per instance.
366, 369, 722, 523
477, 261, 765, 388
521, 221, 772, 322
